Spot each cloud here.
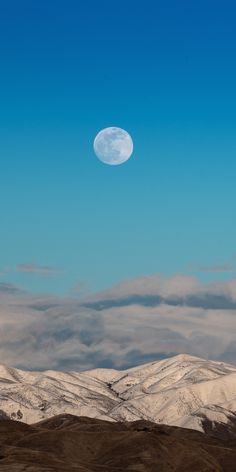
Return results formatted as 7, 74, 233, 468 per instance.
16, 263, 64, 277
0, 282, 23, 294
71, 281, 90, 298
198, 263, 235, 273
0, 274, 236, 371
82, 274, 236, 310
0, 267, 11, 277
190, 256, 236, 273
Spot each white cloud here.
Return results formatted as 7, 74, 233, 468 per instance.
0, 274, 236, 370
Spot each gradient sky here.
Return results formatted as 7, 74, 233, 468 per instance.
1, 0, 236, 295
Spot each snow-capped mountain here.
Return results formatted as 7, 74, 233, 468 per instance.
0, 354, 236, 434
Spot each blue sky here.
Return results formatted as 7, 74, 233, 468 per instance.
1, 0, 236, 295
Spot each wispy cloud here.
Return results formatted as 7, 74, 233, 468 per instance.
16, 263, 64, 277
0, 274, 236, 371
0, 282, 23, 294
190, 256, 236, 273
71, 281, 90, 298
198, 263, 235, 273
0, 267, 11, 277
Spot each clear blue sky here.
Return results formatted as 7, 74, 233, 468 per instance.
0, 0, 236, 294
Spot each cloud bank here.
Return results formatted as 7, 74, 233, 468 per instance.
0, 274, 236, 371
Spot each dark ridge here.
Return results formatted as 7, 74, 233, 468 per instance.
0, 414, 235, 471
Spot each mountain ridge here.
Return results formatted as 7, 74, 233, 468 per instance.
1, 414, 236, 471
0, 353, 236, 436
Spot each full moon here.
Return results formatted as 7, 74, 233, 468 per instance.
93, 127, 133, 165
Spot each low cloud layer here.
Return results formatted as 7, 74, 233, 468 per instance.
0, 274, 236, 371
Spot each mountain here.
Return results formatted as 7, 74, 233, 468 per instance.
0, 415, 236, 471
0, 354, 236, 437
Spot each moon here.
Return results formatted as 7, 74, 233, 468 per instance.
93, 127, 133, 165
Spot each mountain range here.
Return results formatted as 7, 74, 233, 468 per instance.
0, 353, 236, 438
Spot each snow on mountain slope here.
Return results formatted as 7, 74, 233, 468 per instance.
0, 354, 236, 433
